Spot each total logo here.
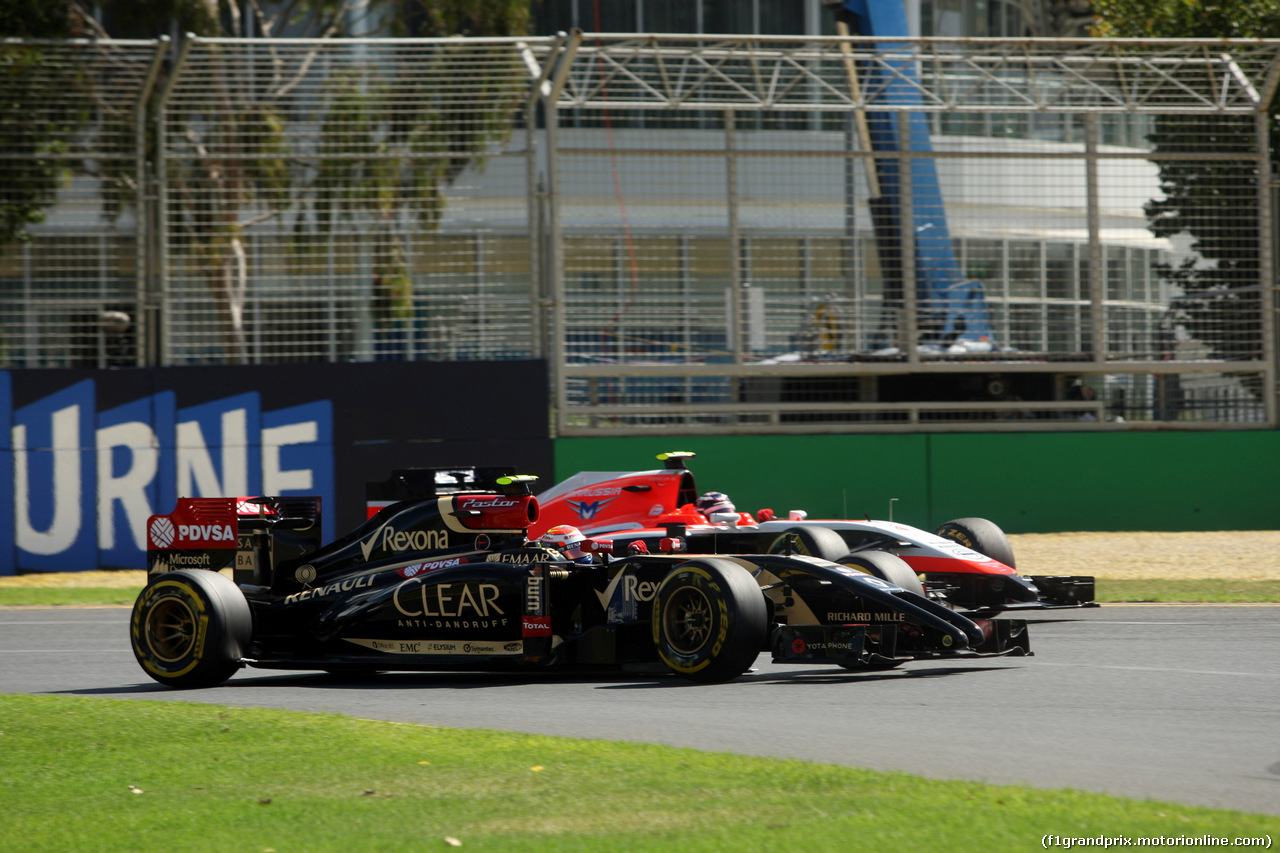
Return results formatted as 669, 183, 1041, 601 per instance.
360, 525, 449, 561
522, 616, 551, 636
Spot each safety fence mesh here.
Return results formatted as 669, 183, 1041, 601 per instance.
0, 39, 163, 368
541, 36, 1277, 431
0, 35, 1276, 430
157, 38, 535, 364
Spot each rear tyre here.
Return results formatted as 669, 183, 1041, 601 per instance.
934, 517, 1016, 568
652, 558, 768, 683
131, 570, 251, 689
764, 526, 847, 561
836, 550, 926, 598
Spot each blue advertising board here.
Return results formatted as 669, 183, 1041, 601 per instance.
1, 361, 550, 573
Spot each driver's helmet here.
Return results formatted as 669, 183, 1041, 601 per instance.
539, 524, 588, 560
696, 491, 735, 518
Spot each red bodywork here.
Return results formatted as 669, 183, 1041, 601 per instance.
534, 464, 1018, 579
530, 467, 697, 538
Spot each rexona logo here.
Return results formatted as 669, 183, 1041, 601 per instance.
594, 571, 659, 608
177, 524, 235, 543
360, 525, 449, 561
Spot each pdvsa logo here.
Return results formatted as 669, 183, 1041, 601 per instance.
149, 518, 175, 548
398, 557, 464, 578
149, 518, 234, 546
178, 524, 235, 543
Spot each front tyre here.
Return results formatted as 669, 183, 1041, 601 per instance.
131, 570, 252, 689
652, 558, 768, 683
934, 517, 1016, 568
836, 550, 926, 598
764, 526, 848, 561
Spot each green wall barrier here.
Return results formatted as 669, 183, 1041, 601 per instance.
553, 432, 1280, 533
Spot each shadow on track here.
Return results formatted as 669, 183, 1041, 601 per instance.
59, 659, 1025, 695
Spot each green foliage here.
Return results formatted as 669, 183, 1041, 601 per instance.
393, 0, 531, 37
1093, 0, 1280, 365
0, 35, 91, 247
311, 41, 525, 322
95, 0, 221, 38
1091, 0, 1280, 39
0, 0, 75, 37
1, 0, 530, 353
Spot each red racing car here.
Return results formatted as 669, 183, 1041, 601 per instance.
531, 452, 1095, 613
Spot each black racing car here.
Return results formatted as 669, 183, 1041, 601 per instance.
131, 467, 1031, 688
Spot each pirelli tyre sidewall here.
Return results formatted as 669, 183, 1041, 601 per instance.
131, 570, 252, 689
934, 517, 1017, 569
837, 549, 927, 598
651, 558, 768, 683
764, 525, 848, 561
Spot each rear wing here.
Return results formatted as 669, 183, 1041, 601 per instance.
146, 496, 322, 582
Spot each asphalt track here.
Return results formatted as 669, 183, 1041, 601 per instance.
2, 604, 1277, 816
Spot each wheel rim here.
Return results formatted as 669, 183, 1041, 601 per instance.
145, 595, 198, 662
661, 585, 713, 655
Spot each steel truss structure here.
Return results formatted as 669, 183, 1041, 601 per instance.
555, 37, 1280, 114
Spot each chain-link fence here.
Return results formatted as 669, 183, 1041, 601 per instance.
539, 36, 1277, 432
2, 34, 1277, 430
0, 38, 166, 368
156, 37, 537, 365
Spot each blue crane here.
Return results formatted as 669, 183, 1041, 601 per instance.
828, 0, 995, 347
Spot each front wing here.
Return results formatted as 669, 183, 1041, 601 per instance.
736, 554, 1032, 667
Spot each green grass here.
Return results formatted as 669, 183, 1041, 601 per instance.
1, 695, 1275, 852
0, 587, 141, 607
1095, 580, 1280, 603
4, 579, 1280, 608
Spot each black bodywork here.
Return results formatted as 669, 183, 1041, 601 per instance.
133, 468, 1030, 688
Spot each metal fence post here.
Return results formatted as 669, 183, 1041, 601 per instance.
1085, 113, 1106, 363
154, 36, 194, 368
134, 38, 168, 367
1258, 111, 1278, 425
898, 111, 918, 366
726, 108, 744, 365
543, 31, 580, 435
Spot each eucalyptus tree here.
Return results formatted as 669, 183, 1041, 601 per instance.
1, 0, 531, 362
1093, 0, 1280, 367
